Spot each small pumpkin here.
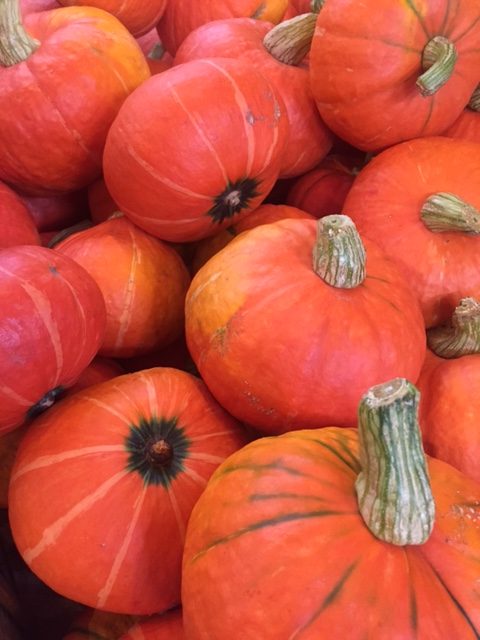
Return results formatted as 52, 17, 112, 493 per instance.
120, 608, 184, 639
0, 181, 40, 248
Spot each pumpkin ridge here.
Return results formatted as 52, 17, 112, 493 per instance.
306, 438, 361, 474
217, 460, 321, 481
404, 0, 430, 38
416, 94, 435, 137
452, 12, 480, 43
249, 492, 328, 503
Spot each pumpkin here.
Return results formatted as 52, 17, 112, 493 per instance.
103, 57, 289, 243
0, 0, 150, 195
0, 181, 40, 248
120, 608, 184, 639
174, 16, 333, 178
57, 0, 167, 37
20, 189, 88, 232
54, 215, 191, 358
185, 215, 426, 433
443, 107, 480, 144
0, 245, 106, 435
182, 378, 480, 639
8, 367, 247, 614
416, 297, 480, 484
157, 0, 289, 55
342, 136, 480, 328
20, 0, 58, 16
309, 0, 480, 151
146, 43, 174, 75
63, 609, 140, 639
87, 179, 117, 225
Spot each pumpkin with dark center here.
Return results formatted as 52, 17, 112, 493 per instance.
8, 368, 246, 614
103, 57, 289, 242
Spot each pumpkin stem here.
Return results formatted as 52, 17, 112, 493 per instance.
427, 297, 480, 358
312, 214, 366, 288
468, 84, 480, 112
263, 13, 317, 66
417, 36, 457, 97
355, 378, 435, 546
148, 42, 165, 60
0, 0, 40, 66
310, 0, 324, 13
421, 192, 480, 234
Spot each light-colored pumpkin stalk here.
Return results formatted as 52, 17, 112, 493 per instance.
312, 214, 366, 288
355, 378, 435, 546
427, 297, 480, 358
417, 36, 457, 97
421, 192, 480, 234
0, 0, 39, 66
263, 12, 317, 66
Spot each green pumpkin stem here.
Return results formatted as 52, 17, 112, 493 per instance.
421, 192, 480, 234
355, 378, 435, 546
468, 84, 480, 112
263, 13, 317, 66
0, 0, 39, 66
148, 42, 165, 60
427, 298, 480, 358
312, 215, 366, 288
417, 36, 457, 97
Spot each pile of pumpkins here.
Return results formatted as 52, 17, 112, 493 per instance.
1, 0, 480, 637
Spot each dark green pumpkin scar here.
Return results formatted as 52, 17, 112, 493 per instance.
207, 177, 260, 224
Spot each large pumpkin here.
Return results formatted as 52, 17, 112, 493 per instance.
342, 136, 480, 328
8, 368, 247, 614
0, 245, 106, 435
0, 0, 150, 195
443, 106, 480, 143
182, 378, 480, 639
309, 0, 480, 151
103, 57, 289, 242
185, 215, 426, 433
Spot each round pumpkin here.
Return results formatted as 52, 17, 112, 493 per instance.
342, 136, 480, 328
0, 181, 40, 248
0, 0, 150, 195
182, 378, 480, 639
103, 57, 289, 243
0, 245, 106, 435
8, 367, 247, 614
185, 215, 426, 433
309, 0, 480, 151
54, 215, 191, 358
120, 608, 184, 639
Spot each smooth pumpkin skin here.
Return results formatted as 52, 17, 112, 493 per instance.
185, 218, 426, 433
0, 245, 106, 435
103, 57, 289, 243
309, 0, 480, 151
182, 428, 480, 639
58, 0, 167, 37
8, 368, 247, 615
0, 6, 150, 195
443, 109, 480, 143
87, 178, 117, 225
156, 0, 288, 55
120, 609, 184, 639
174, 18, 333, 178
0, 181, 40, 248
55, 216, 191, 358
342, 136, 480, 328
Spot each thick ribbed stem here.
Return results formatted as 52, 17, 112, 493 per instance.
310, 0, 324, 12
263, 13, 317, 66
421, 192, 480, 234
355, 379, 435, 546
468, 85, 480, 112
417, 36, 457, 97
0, 0, 39, 66
427, 298, 480, 358
312, 215, 366, 288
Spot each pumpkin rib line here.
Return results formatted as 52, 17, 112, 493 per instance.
428, 565, 480, 637
113, 224, 139, 351
417, 94, 435, 137
217, 461, 324, 483
452, 12, 480, 43
403, 0, 430, 39
438, 0, 454, 35
306, 438, 360, 474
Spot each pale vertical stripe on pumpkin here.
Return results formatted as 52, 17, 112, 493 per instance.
420, 192, 480, 234
188, 452, 229, 464
355, 378, 435, 546
113, 224, 139, 352
166, 483, 187, 543
417, 36, 457, 97
263, 13, 317, 66
84, 395, 133, 426
189, 430, 241, 443
181, 465, 209, 489
0, 0, 39, 66
427, 297, 480, 358
312, 215, 366, 288
0, 384, 35, 408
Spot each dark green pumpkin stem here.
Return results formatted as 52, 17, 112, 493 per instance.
417, 36, 457, 97
468, 84, 480, 112
421, 192, 480, 234
356, 378, 435, 546
427, 297, 480, 358
148, 42, 165, 60
263, 13, 317, 66
312, 215, 366, 288
0, 0, 39, 66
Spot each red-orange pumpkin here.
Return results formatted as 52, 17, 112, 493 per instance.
120, 608, 184, 639
309, 0, 480, 151
8, 368, 247, 614
0, 0, 150, 195
0, 180, 40, 248
103, 58, 289, 242
21, 189, 88, 232
87, 179, 118, 225
443, 108, 480, 143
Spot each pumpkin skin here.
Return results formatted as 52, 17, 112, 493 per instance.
0, 245, 106, 435
174, 18, 333, 178
58, 0, 167, 37
55, 216, 191, 358
20, 0, 58, 16
8, 368, 247, 614
103, 57, 289, 243
443, 109, 480, 144
182, 427, 480, 639
342, 136, 480, 328
309, 0, 480, 151
21, 189, 88, 232
0, 6, 150, 195
120, 609, 184, 639
157, 0, 288, 55
185, 218, 426, 433
88, 178, 118, 225
0, 181, 40, 248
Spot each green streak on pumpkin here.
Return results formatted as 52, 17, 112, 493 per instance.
429, 566, 480, 638
207, 177, 260, 224
307, 438, 361, 474
249, 492, 328, 503
125, 416, 190, 487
